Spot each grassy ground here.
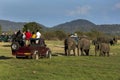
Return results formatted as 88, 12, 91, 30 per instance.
0, 40, 120, 80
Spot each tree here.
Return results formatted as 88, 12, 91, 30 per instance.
43, 30, 67, 40
83, 29, 105, 39
23, 22, 42, 33
44, 31, 56, 40
54, 30, 67, 40
0, 24, 2, 34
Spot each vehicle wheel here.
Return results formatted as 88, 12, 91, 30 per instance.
16, 56, 19, 59
32, 50, 39, 60
16, 56, 22, 59
46, 50, 52, 59
26, 55, 32, 59
11, 42, 20, 51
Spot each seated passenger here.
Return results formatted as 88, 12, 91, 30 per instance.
70, 33, 79, 45
30, 32, 36, 44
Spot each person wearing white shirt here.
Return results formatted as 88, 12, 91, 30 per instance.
36, 30, 41, 43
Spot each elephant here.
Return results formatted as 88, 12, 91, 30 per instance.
92, 39, 97, 45
77, 37, 90, 56
99, 43, 110, 56
94, 41, 100, 56
64, 36, 76, 56
93, 36, 110, 56
96, 36, 110, 43
96, 36, 117, 45
109, 37, 117, 46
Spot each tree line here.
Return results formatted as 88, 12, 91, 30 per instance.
0, 22, 119, 40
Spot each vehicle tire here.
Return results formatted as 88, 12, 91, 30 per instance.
11, 42, 20, 51
46, 50, 52, 59
32, 50, 39, 60
16, 56, 23, 59
26, 55, 32, 59
16, 56, 20, 59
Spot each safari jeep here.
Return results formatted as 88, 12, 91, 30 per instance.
11, 38, 51, 59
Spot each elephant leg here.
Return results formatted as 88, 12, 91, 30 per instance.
95, 50, 97, 56
68, 48, 71, 56
77, 48, 80, 56
81, 48, 84, 56
99, 50, 102, 56
85, 49, 89, 56
95, 45, 99, 56
103, 52, 105, 56
95, 48, 98, 56
64, 46, 67, 56
73, 49, 75, 56
107, 52, 109, 57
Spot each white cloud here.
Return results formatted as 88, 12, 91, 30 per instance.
67, 5, 91, 16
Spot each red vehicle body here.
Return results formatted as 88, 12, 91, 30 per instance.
11, 39, 51, 59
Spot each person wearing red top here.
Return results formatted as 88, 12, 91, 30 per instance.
25, 30, 32, 46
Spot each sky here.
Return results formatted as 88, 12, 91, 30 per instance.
0, 0, 120, 27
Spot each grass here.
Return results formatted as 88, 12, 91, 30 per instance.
0, 40, 120, 80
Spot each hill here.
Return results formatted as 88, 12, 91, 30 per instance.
96, 24, 120, 35
0, 20, 48, 31
51, 19, 96, 32
51, 19, 120, 35
0, 19, 120, 35
0, 20, 25, 31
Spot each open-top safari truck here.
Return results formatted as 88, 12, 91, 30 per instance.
11, 38, 51, 59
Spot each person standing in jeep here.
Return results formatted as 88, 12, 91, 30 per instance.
25, 29, 32, 46
36, 29, 41, 44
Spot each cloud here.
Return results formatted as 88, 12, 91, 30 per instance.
67, 5, 91, 16
114, 3, 120, 9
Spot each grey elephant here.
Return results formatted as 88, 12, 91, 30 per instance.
93, 36, 110, 56
96, 36, 117, 45
94, 41, 100, 56
109, 37, 117, 46
77, 37, 90, 56
99, 43, 110, 56
64, 36, 76, 56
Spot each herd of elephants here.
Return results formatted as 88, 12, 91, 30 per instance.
64, 35, 117, 57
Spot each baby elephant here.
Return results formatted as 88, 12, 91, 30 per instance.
99, 43, 110, 57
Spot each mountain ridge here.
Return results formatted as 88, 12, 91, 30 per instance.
0, 19, 120, 34
0, 20, 47, 31
51, 19, 96, 32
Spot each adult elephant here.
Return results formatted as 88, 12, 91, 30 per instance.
64, 36, 76, 56
77, 37, 90, 56
96, 36, 117, 45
